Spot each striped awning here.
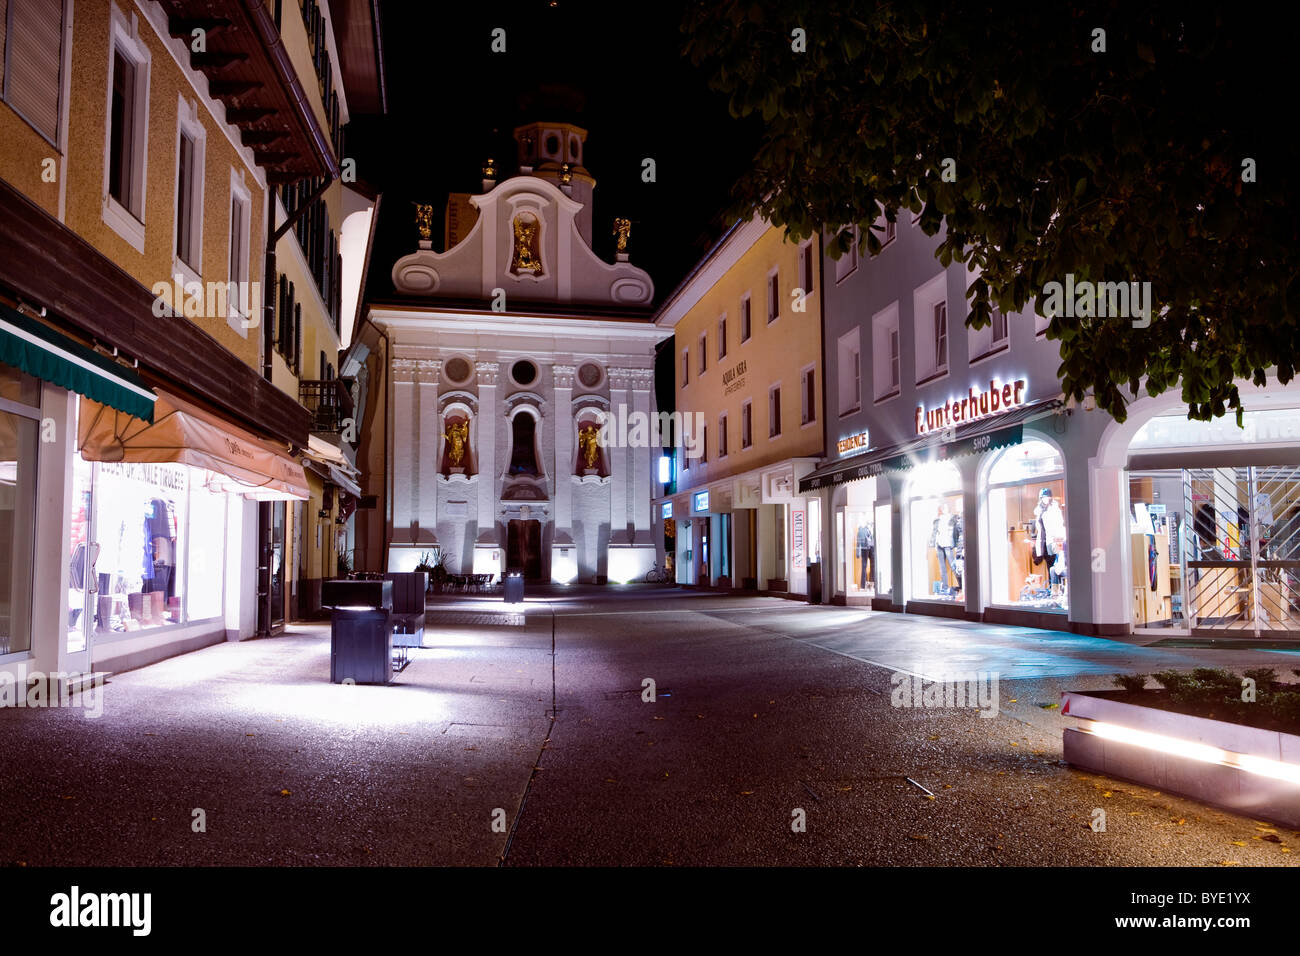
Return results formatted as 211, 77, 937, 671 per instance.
0, 303, 155, 421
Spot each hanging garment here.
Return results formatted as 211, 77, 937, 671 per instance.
1147, 533, 1158, 590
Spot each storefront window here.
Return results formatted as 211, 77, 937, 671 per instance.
986, 441, 1067, 611
1, 365, 40, 656
91, 461, 189, 637
874, 501, 892, 595
908, 461, 963, 602
841, 478, 877, 597
187, 480, 226, 620
67, 456, 94, 653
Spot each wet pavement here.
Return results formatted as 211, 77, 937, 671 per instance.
2, 586, 1297, 866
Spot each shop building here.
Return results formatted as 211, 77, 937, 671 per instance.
806, 212, 1300, 637
353, 121, 668, 584
653, 217, 824, 595
0, 0, 379, 683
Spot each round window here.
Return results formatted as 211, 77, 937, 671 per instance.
545, 134, 560, 157
512, 360, 538, 385
577, 362, 602, 388
445, 357, 471, 384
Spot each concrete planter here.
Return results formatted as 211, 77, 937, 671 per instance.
1061, 690, 1300, 828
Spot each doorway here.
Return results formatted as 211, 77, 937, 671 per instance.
507, 518, 543, 579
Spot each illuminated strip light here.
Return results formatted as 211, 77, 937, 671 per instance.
1080, 719, 1300, 786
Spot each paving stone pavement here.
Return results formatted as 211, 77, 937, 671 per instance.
1, 586, 1297, 866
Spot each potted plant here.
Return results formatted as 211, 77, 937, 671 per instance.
415, 551, 448, 593
336, 549, 354, 579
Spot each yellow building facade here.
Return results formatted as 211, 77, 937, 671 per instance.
655, 218, 825, 595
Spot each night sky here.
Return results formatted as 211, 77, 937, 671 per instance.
350, 0, 760, 308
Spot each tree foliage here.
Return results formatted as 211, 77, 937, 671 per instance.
682, 1, 1299, 422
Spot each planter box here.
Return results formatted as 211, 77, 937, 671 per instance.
1061, 690, 1300, 828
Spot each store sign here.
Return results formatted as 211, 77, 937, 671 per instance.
836, 430, 870, 456
916, 379, 1027, 435
721, 359, 748, 396
98, 460, 188, 490
791, 509, 806, 570
693, 491, 709, 512
662, 502, 673, 519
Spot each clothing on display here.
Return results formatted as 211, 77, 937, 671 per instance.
855, 523, 875, 589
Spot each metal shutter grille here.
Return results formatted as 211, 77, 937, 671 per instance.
7, 0, 63, 142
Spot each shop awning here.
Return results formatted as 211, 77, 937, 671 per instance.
0, 303, 156, 422
800, 398, 1064, 492
303, 456, 363, 498
78, 388, 309, 500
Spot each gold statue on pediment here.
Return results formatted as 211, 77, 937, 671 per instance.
511, 213, 543, 275
414, 203, 434, 241
613, 218, 631, 254
578, 423, 601, 470
444, 419, 469, 467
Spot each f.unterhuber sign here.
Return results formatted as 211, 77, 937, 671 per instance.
916, 379, 1026, 435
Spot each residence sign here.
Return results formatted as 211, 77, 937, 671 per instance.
916, 378, 1027, 435
836, 430, 870, 456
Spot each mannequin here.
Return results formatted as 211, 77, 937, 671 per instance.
928, 502, 963, 595
1033, 488, 1067, 593
855, 520, 875, 589
143, 497, 175, 623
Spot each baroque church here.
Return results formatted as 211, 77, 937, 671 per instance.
351, 121, 667, 583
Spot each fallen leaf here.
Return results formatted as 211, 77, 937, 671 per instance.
605, 778, 617, 783
1219, 860, 1241, 866
909, 833, 928, 840
280, 789, 291, 796
740, 790, 754, 795
1261, 833, 1282, 843
1230, 841, 1246, 846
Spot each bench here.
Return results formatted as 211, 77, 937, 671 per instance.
384, 572, 428, 661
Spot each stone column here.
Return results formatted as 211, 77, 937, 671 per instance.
628, 367, 654, 546
957, 455, 982, 619
475, 361, 500, 542
607, 367, 632, 544
1087, 462, 1128, 634
390, 357, 419, 543
415, 359, 441, 536
552, 365, 575, 540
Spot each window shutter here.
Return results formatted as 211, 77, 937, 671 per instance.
7, 0, 65, 143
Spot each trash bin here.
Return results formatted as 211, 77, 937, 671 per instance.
503, 569, 524, 604
322, 579, 393, 685
807, 562, 822, 605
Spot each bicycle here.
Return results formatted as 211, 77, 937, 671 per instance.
644, 562, 671, 584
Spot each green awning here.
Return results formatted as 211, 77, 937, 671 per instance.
0, 304, 155, 422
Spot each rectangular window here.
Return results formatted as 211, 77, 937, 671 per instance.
4, 0, 66, 144
990, 306, 1007, 345
681, 349, 689, 385
718, 413, 728, 457
873, 303, 901, 400
883, 218, 896, 245
800, 242, 814, 296
769, 386, 782, 438
933, 301, 948, 371
229, 194, 248, 290
833, 226, 859, 283
740, 296, 751, 342
741, 401, 752, 449
108, 50, 138, 212
700, 424, 707, 463
717, 316, 727, 360
767, 271, 779, 323
175, 131, 196, 265
837, 328, 861, 414
698, 332, 707, 374
801, 367, 816, 424
0, 365, 40, 655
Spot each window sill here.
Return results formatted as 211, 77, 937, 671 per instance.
838, 405, 862, 418
969, 342, 1010, 367
102, 195, 146, 253
873, 390, 901, 406
915, 367, 949, 388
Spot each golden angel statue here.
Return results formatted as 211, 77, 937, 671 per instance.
443, 419, 469, 467
413, 203, 434, 241
613, 217, 631, 254
578, 423, 601, 470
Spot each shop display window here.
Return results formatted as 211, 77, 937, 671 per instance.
986, 441, 1067, 611
1, 365, 40, 656
186, 481, 226, 621
874, 501, 892, 596
90, 461, 189, 637
907, 461, 963, 602
1128, 471, 1184, 628
845, 509, 876, 595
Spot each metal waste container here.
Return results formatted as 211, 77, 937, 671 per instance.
322, 579, 393, 684
503, 569, 524, 604
807, 562, 822, 605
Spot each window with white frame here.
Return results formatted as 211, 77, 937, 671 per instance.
740, 294, 752, 342
769, 385, 782, 438
174, 98, 205, 275
698, 331, 707, 374
2, 0, 67, 145
872, 303, 901, 400
718, 412, 728, 457
967, 265, 1009, 359
1032, 295, 1050, 334
837, 327, 861, 414
228, 171, 252, 332
741, 400, 752, 448
681, 348, 689, 385
103, 7, 151, 249
883, 217, 897, 246
767, 270, 779, 323
801, 365, 816, 425
717, 315, 727, 360
832, 226, 859, 283
913, 273, 949, 381
799, 240, 815, 298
